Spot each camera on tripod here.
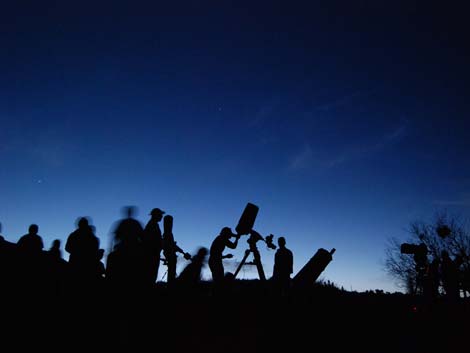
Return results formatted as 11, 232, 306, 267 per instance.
400, 243, 427, 256
401, 242, 428, 270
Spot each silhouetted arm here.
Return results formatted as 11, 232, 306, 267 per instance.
225, 235, 240, 250
174, 242, 192, 260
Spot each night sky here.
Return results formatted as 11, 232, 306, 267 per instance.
1, 1, 469, 292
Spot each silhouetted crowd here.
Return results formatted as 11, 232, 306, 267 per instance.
0, 206, 295, 300
1, 207, 469, 353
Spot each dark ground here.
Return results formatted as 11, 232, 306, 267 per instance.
2, 280, 468, 353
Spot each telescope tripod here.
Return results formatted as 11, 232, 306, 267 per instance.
233, 243, 266, 281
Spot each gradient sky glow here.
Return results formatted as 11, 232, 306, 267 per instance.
1, 1, 469, 292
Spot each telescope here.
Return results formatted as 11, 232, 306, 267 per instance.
232, 203, 278, 281
235, 202, 259, 235
293, 248, 336, 287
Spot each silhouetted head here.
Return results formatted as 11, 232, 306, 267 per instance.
51, 239, 61, 249
78, 217, 89, 229
29, 224, 39, 235
150, 208, 165, 221
220, 227, 236, 238
195, 247, 208, 260
441, 250, 450, 259
123, 205, 137, 218
98, 248, 105, 260
278, 236, 286, 248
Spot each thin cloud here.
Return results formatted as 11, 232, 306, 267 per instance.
289, 144, 313, 171
288, 119, 410, 171
326, 119, 410, 168
433, 197, 470, 207
315, 90, 373, 112
249, 101, 278, 127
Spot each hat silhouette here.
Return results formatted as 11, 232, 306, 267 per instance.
150, 208, 165, 216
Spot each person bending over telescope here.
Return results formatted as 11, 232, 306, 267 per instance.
208, 227, 240, 283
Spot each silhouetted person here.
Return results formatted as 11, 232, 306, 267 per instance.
106, 207, 146, 292
49, 239, 62, 259
46, 239, 68, 296
162, 215, 191, 284
16, 224, 45, 292
112, 206, 144, 251
65, 217, 100, 285
141, 208, 164, 285
209, 227, 239, 284
272, 236, 293, 296
17, 224, 44, 255
441, 250, 460, 301
177, 247, 208, 287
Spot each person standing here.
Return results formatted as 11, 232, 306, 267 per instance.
141, 208, 164, 284
17, 224, 44, 255
272, 236, 293, 295
65, 217, 100, 282
17, 224, 45, 290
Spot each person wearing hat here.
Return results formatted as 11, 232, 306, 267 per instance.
208, 227, 240, 284
141, 208, 165, 284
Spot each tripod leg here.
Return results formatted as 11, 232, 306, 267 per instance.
253, 248, 266, 281
234, 249, 251, 279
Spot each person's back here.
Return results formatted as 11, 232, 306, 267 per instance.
16, 224, 45, 291
66, 219, 100, 265
17, 224, 44, 255
49, 239, 62, 260
273, 237, 293, 279
65, 218, 100, 286
177, 247, 208, 292
272, 237, 293, 296
113, 206, 143, 251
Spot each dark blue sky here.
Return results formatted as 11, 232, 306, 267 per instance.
1, 1, 469, 291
